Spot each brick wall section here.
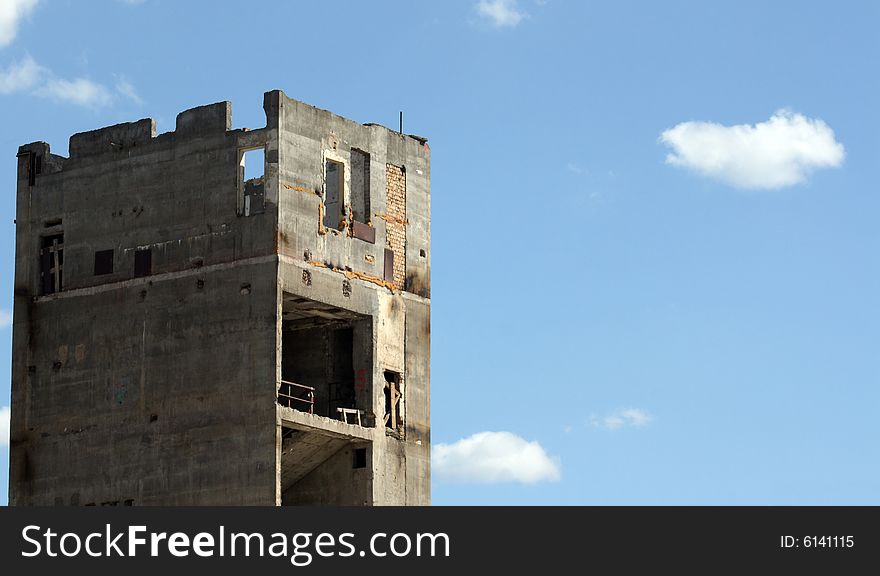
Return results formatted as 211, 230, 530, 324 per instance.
385, 164, 406, 290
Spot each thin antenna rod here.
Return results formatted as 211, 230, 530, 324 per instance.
399, 111, 403, 135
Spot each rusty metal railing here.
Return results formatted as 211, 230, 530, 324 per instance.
278, 380, 315, 414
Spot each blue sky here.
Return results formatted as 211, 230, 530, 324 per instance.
1, 0, 879, 505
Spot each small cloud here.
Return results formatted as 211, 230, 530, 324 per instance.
566, 162, 584, 175
0, 53, 42, 93
0, 309, 10, 328
0, 406, 9, 447
591, 408, 654, 431
0, 54, 123, 108
433, 431, 560, 484
115, 76, 143, 105
0, 0, 39, 47
659, 110, 845, 189
476, 0, 527, 28
37, 76, 113, 107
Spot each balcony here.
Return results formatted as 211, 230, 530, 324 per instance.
277, 380, 315, 414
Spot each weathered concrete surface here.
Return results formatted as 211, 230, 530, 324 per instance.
278, 406, 373, 441
10, 90, 430, 506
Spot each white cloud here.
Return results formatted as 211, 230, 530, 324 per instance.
591, 408, 654, 431
0, 0, 38, 47
0, 309, 10, 329
0, 53, 42, 93
38, 76, 113, 107
0, 406, 9, 447
476, 0, 527, 28
115, 76, 143, 105
0, 54, 139, 108
660, 110, 845, 190
433, 431, 560, 484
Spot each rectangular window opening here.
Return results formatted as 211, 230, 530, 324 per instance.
94, 249, 114, 276
383, 370, 402, 433
353, 447, 367, 469
240, 147, 265, 216
351, 149, 370, 223
134, 248, 152, 278
27, 153, 36, 186
39, 233, 64, 295
323, 159, 344, 230
242, 148, 264, 181
383, 248, 394, 282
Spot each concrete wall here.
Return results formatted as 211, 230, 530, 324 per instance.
10, 100, 281, 505
274, 90, 430, 505
403, 295, 431, 505
274, 92, 431, 293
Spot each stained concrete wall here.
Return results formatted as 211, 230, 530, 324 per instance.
274, 92, 431, 292
12, 264, 278, 505
403, 295, 431, 505
274, 90, 431, 505
10, 100, 281, 505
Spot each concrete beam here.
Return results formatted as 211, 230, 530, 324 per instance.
277, 406, 373, 441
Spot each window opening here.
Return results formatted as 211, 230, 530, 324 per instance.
383, 370, 402, 432
39, 233, 64, 294
134, 248, 152, 277
323, 159, 344, 230
240, 148, 265, 216
94, 249, 114, 276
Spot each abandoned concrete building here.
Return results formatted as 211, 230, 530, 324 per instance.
8, 90, 431, 505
